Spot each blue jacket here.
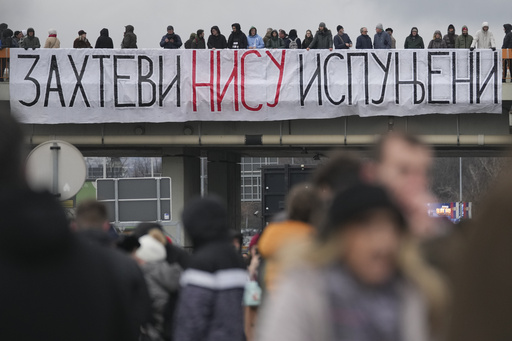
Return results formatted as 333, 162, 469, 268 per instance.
373, 31, 391, 49
247, 28, 265, 49
333, 33, 352, 49
160, 33, 182, 49
356, 34, 373, 49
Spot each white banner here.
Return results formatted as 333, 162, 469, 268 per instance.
9, 48, 502, 123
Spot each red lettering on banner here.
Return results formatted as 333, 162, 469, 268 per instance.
241, 50, 263, 111
266, 51, 286, 108
192, 50, 215, 112
216, 50, 239, 112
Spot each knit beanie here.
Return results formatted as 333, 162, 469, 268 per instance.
376, 23, 384, 30
319, 22, 326, 28
136, 235, 166, 262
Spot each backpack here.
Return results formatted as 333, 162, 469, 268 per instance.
289, 37, 298, 49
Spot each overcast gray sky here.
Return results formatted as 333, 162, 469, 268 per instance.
4, 0, 511, 49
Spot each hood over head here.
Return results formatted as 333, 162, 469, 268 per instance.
167, 25, 174, 31
410, 27, 419, 35
249, 26, 257, 36
182, 196, 230, 247
27, 27, 35, 35
434, 30, 442, 38
482, 22, 489, 29
0, 23, 7, 31
232, 23, 242, 33
125, 25, 134, 33
188, 32, 196, 40
461, 25, 469, 34
211, 25, 221, 35
271, 29, 279, 39
447, 24, 455, 34
289, 29, 297, 39
504, 24, 512, 34
2, 28, 13, 38
0, 189, 73, 262
100, 28, 109, 37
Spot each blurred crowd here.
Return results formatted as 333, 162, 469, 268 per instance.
1, 111, 512, 340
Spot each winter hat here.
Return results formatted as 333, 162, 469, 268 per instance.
336, 25, 343, 32
182, 195, 230, 246
78, 30, 86, 35
319, 22, 326, 28
167, 25, 174, 31
22, 30, 27, 36
434, 30, 442, 37
136, 234, 166, 262
448, 24, 455, 31
319, 184, 405, 240
48, 29, 57, 35
462, 26, 468, 32
376, 23, 384, 30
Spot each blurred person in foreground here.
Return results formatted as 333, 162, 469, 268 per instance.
0, 114, 150, 341
135, 229, 182, 341
449, 158, 512, 340
257, 184, 448, 341
174, 196, 246, 341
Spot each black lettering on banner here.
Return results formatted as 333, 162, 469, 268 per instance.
44, 55, 65, 107
323, 53, 345, 105
114, 55, 136, 107
299, 53, 322, 106
395, 52, 425, 104
18, 55, 40, 107
159, 55, 181, 107
347, 53, 369, 105
371, 52, 392, 105
92, 55, 110, 107
428, 51, 450, 104
452, 51, 473, 104
68, 55, 90, 107
138, 56, 156, 107
476, 51, 499, 104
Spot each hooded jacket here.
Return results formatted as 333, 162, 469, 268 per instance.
184, 33, 196, 49
21, 27, 40, 49
44, 29, 60, 48
160, 30, 183, 49
502, 24, 512, 49
227, 23, 248, 49
288, 29, 301, 49
247, 27, 264, 49
443, 24, 458, 48
428, 30, 447, 49
95, 28, 114, 48
192, 30, 206, 49
122, 25, 137, 49
455, 26, 473, 49
356, 34, 372, 49
471, 22, 496, 49
404, 27, 425, 49
308, 27, 333, 49
173, 196, 246, 341
1, 28, 14, 48
374, 30, 392, 49
207, 26, 227, 49
0, 189, 151, 341
266, 30, 284, 48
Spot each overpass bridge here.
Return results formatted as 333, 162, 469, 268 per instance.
1, 48, 512, 240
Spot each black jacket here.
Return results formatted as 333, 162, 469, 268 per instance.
95, 28, 114, 48
207, 26, 227, 49
503, 24, 512, 49
227, 23, 248, 49
0, 189, 151, 341
174, 197, 246, 341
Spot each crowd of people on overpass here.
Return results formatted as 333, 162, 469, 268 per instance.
1, 109, 512, 340
1, 21, 511, 82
